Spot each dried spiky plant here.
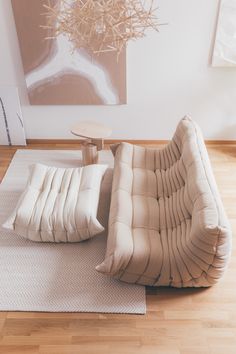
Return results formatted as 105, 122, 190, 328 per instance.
43, 0, 160, 56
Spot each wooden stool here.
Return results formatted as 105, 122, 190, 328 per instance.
71, 121, 112, 165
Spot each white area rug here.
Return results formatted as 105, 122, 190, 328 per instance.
0, 150, 146, 314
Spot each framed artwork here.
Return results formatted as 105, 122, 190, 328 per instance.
0, 86, 26, 146
212, 0, 236, 67
11, 0, 127, 105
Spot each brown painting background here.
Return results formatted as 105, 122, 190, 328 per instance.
11, 0, 127, 105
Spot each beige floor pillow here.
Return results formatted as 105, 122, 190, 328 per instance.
3, 163, 107, 242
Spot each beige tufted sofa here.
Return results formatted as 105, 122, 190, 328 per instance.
96, 117, 232, 287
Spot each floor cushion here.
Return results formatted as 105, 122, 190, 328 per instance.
3, 163, 107, 242
96, 116, 232, 287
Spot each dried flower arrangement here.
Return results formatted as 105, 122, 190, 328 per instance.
42, 0, 160, 56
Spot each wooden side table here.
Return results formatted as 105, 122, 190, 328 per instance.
71, 121, 112, 165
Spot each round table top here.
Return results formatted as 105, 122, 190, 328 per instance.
71, 121, 112, 140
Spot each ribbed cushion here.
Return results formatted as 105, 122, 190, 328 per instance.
96, 117, 232, 287
3, 163, 107, 242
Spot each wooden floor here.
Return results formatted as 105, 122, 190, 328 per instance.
0, 143, 235, 354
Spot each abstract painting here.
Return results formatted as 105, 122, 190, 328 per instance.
11, 0, 126, 105
212, 0, 236, 67
0, 86, 26, 146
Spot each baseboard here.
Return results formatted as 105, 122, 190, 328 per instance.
26, 139, 169, 145
26, 139, 236, 145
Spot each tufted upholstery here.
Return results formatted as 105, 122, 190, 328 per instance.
96, 117, 232, 287
3, 163, 107, 242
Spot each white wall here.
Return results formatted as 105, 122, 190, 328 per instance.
1, 0, 236, 140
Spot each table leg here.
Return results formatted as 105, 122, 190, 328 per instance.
91, 138, 104, 151
81, 142, 98, 165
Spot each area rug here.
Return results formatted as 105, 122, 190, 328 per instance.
0, 150, 146, 314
